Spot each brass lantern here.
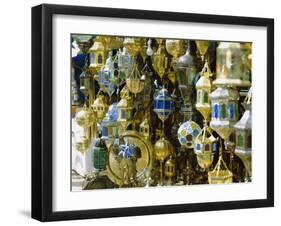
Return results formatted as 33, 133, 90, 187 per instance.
210, 87, 239, 140
176, 41, 196, 120
234, 87, 252, 181
214, 42, 251, 87
123, 37, 143, 57
152, 39, 171, 80
139, 113, 150, 140
126, 63, 145, 96
118, 47, 134, 77
91, 93, 108, 123
154, 136, 174, 185
165, 39, 184, 69
75, 105, 95, 128
164, 156, 176, 185
195, 40, 210, 62
89, 36, 107, 75
195, 60, 212, 120
117, 86, 134, 132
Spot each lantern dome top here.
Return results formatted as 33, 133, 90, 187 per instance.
210, 87, 238, 100
196, 75, 211, 89
234, 110, 251, 130
176, 50, 193, 68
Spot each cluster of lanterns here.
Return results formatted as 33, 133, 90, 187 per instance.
71, 34, 252, 189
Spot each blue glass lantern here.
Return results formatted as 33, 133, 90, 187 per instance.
100, 103, 119, 146
153, 87, 174, 122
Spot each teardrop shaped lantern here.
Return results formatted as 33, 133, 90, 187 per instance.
153, 87, 174, 122
196, 60, 212, 120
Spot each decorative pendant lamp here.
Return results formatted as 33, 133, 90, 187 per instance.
117, 86, 134, 132
91, 138, 108, 172
234, 87, 252, 181
165, 39, 184, 69
194, 125, 217, 170
208, 140, 233, 184
153, 87, 174, 122
195, 40, 210, 62
139, 113, 150, 140
176, 41, 196, 120
123, 37, 144, 57
100, 102, 119, 147
152, 39, 171, 80
96, 51, 117, 97
195, 60, 212, 120
91, 92, 108, 123
177, 121, 201, 149
214, 42, 251, 87
210, 87, 239, 141
164, 156, 176, 185
89, 36, 107, 75
154, 136, 174, 186
126, 63, 145, 96
118, 47, 134, 78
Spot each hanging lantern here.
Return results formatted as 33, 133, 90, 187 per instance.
208, 142, 233, 184
91, 138, 108, 171
75, 105, 95, 128
234, 87, 252, 181
153, 87, 174, 122
214, 42, 251, 87
177, 121, 201, 149
195, 60, 212, 120
91, 93, 108, 123
79, 69, 94, 97
100, 102, 119, 146
195, 40, 210, 62
117, 86, 134, 131
164, 156, 176, 185
152, 39, 171, 80
139, 114, 150, 140
89, 36, 107, 75
146, 38, 154, 56
123, 37, 143, 57
72, 35, 93, 54
210, 87, 239, 140
75, 135, 91, 154
109, 53, 125, 88
126, 64, 145, 96
154, 136, 174, 185
165, 39, 184, 69
176, 41, 196, 118
118, 47, 134, 77
194, 126, 217, 170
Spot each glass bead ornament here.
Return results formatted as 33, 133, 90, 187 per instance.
153, 87, 174, 122
91, 92, 108, 123
117, 86, 134, 132
195, 60, 212, 120
146, 38, 154, 56
234, 87, 252, 181
177, 121, 201, 149
91, 137, 108, 172
214, 42, 251, 87
210, 87, 239, 141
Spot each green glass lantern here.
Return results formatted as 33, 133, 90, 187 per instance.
91, 138, 108, 171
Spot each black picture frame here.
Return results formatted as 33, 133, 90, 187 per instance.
31, 3, 274, 222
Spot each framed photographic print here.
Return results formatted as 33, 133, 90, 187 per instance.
31, 4, 274, 221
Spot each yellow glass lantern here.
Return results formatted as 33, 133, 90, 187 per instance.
214, 42, 251, 87
165, 39, 184, 69
152, 39, 171, 80
164, 156, 176, 185
123, 37, 143, 57
117, 86, 134, 131
195, 40, 210, 62
154, 136, 174, 185
91, 93, 108, 123
126, 63, 145, 96
195, 60, 212, 120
